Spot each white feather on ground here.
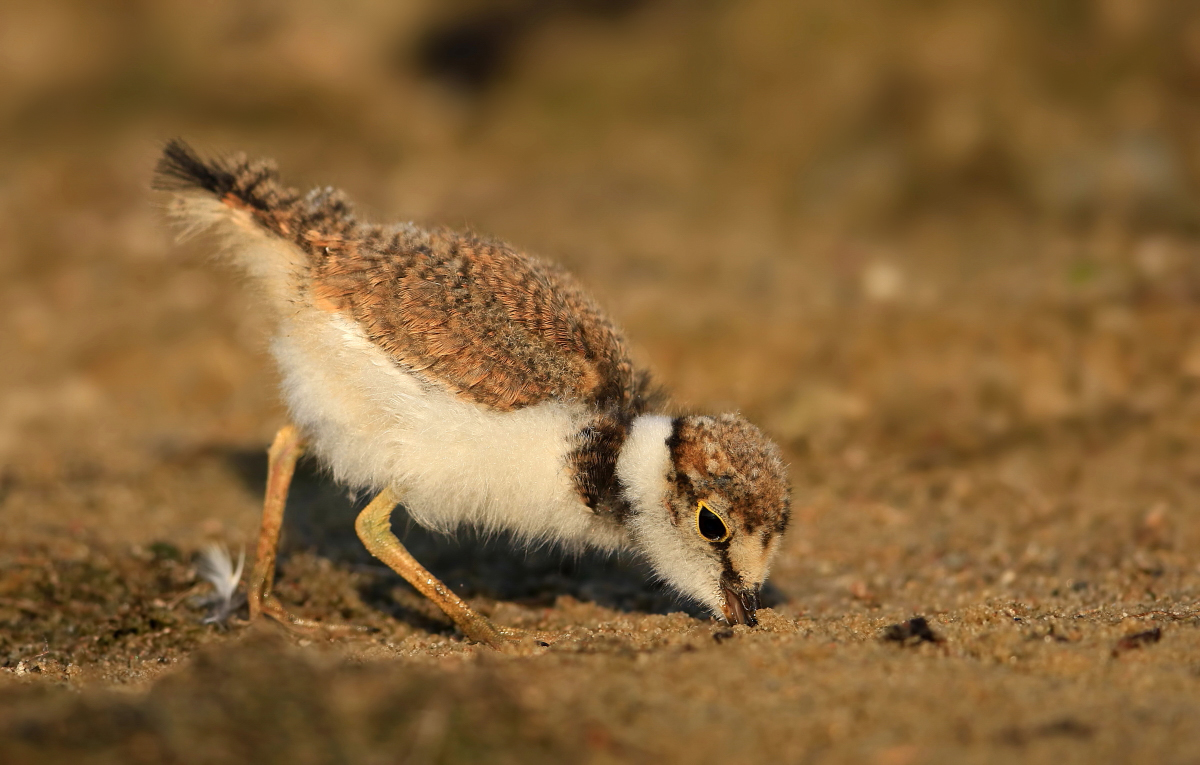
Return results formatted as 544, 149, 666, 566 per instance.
195, 543, 245, 625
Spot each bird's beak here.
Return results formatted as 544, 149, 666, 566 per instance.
720, 580, 759, 627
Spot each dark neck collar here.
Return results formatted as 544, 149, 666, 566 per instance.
569, 410, 635, 521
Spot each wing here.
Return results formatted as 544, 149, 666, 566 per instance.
310, 224, 657, 413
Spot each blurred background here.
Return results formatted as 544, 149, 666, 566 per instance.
4, 2, 1200, 761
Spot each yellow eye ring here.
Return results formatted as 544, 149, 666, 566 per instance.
695, 500, 731, 543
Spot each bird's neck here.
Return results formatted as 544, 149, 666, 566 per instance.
613, 414, 674, 517
570, 412, 674, 521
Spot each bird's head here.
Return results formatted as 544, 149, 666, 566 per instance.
617, 413, 791, 626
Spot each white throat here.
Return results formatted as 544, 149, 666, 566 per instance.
615, 415, 673, 513
615, 414, 725, 612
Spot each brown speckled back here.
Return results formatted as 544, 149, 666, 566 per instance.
156, 139, 660, 413
312, 226, 656, 412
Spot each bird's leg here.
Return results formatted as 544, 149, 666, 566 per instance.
355, 486, 550, 649
246, 424, 327, 629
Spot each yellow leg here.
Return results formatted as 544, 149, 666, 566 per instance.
355, 486, 549, 648
246, 425, 326, 629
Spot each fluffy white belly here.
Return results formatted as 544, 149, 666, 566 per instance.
270, 309, 625, 550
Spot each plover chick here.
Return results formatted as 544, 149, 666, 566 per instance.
154, 140, 791, 647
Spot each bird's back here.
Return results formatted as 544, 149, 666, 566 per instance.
311, 223, 654, 413
155, 140, 659, 416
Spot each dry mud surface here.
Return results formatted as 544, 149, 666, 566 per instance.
3, 2, 1200, 763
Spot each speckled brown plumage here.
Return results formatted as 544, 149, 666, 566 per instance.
312, 228, 659, 412
666, 414, 790, 536
154, 139, 660, 414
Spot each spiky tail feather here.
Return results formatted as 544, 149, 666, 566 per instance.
153, 139, 359, 262
154, 139, 294, 230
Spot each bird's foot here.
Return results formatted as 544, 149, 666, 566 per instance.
250, 594, 373, 637
456, 614, 556, 651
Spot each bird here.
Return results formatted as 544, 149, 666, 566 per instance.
153, 140, 791, 648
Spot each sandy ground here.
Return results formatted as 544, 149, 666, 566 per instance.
3, 1, 1200, 762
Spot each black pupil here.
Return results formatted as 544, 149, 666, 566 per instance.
698, 506, 727, 541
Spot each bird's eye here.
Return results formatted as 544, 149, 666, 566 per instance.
695, 501, 730, 543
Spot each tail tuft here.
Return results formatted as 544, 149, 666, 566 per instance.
154, 139, 236, 196
154, 139, 363, 282
153, 139, 296, 215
